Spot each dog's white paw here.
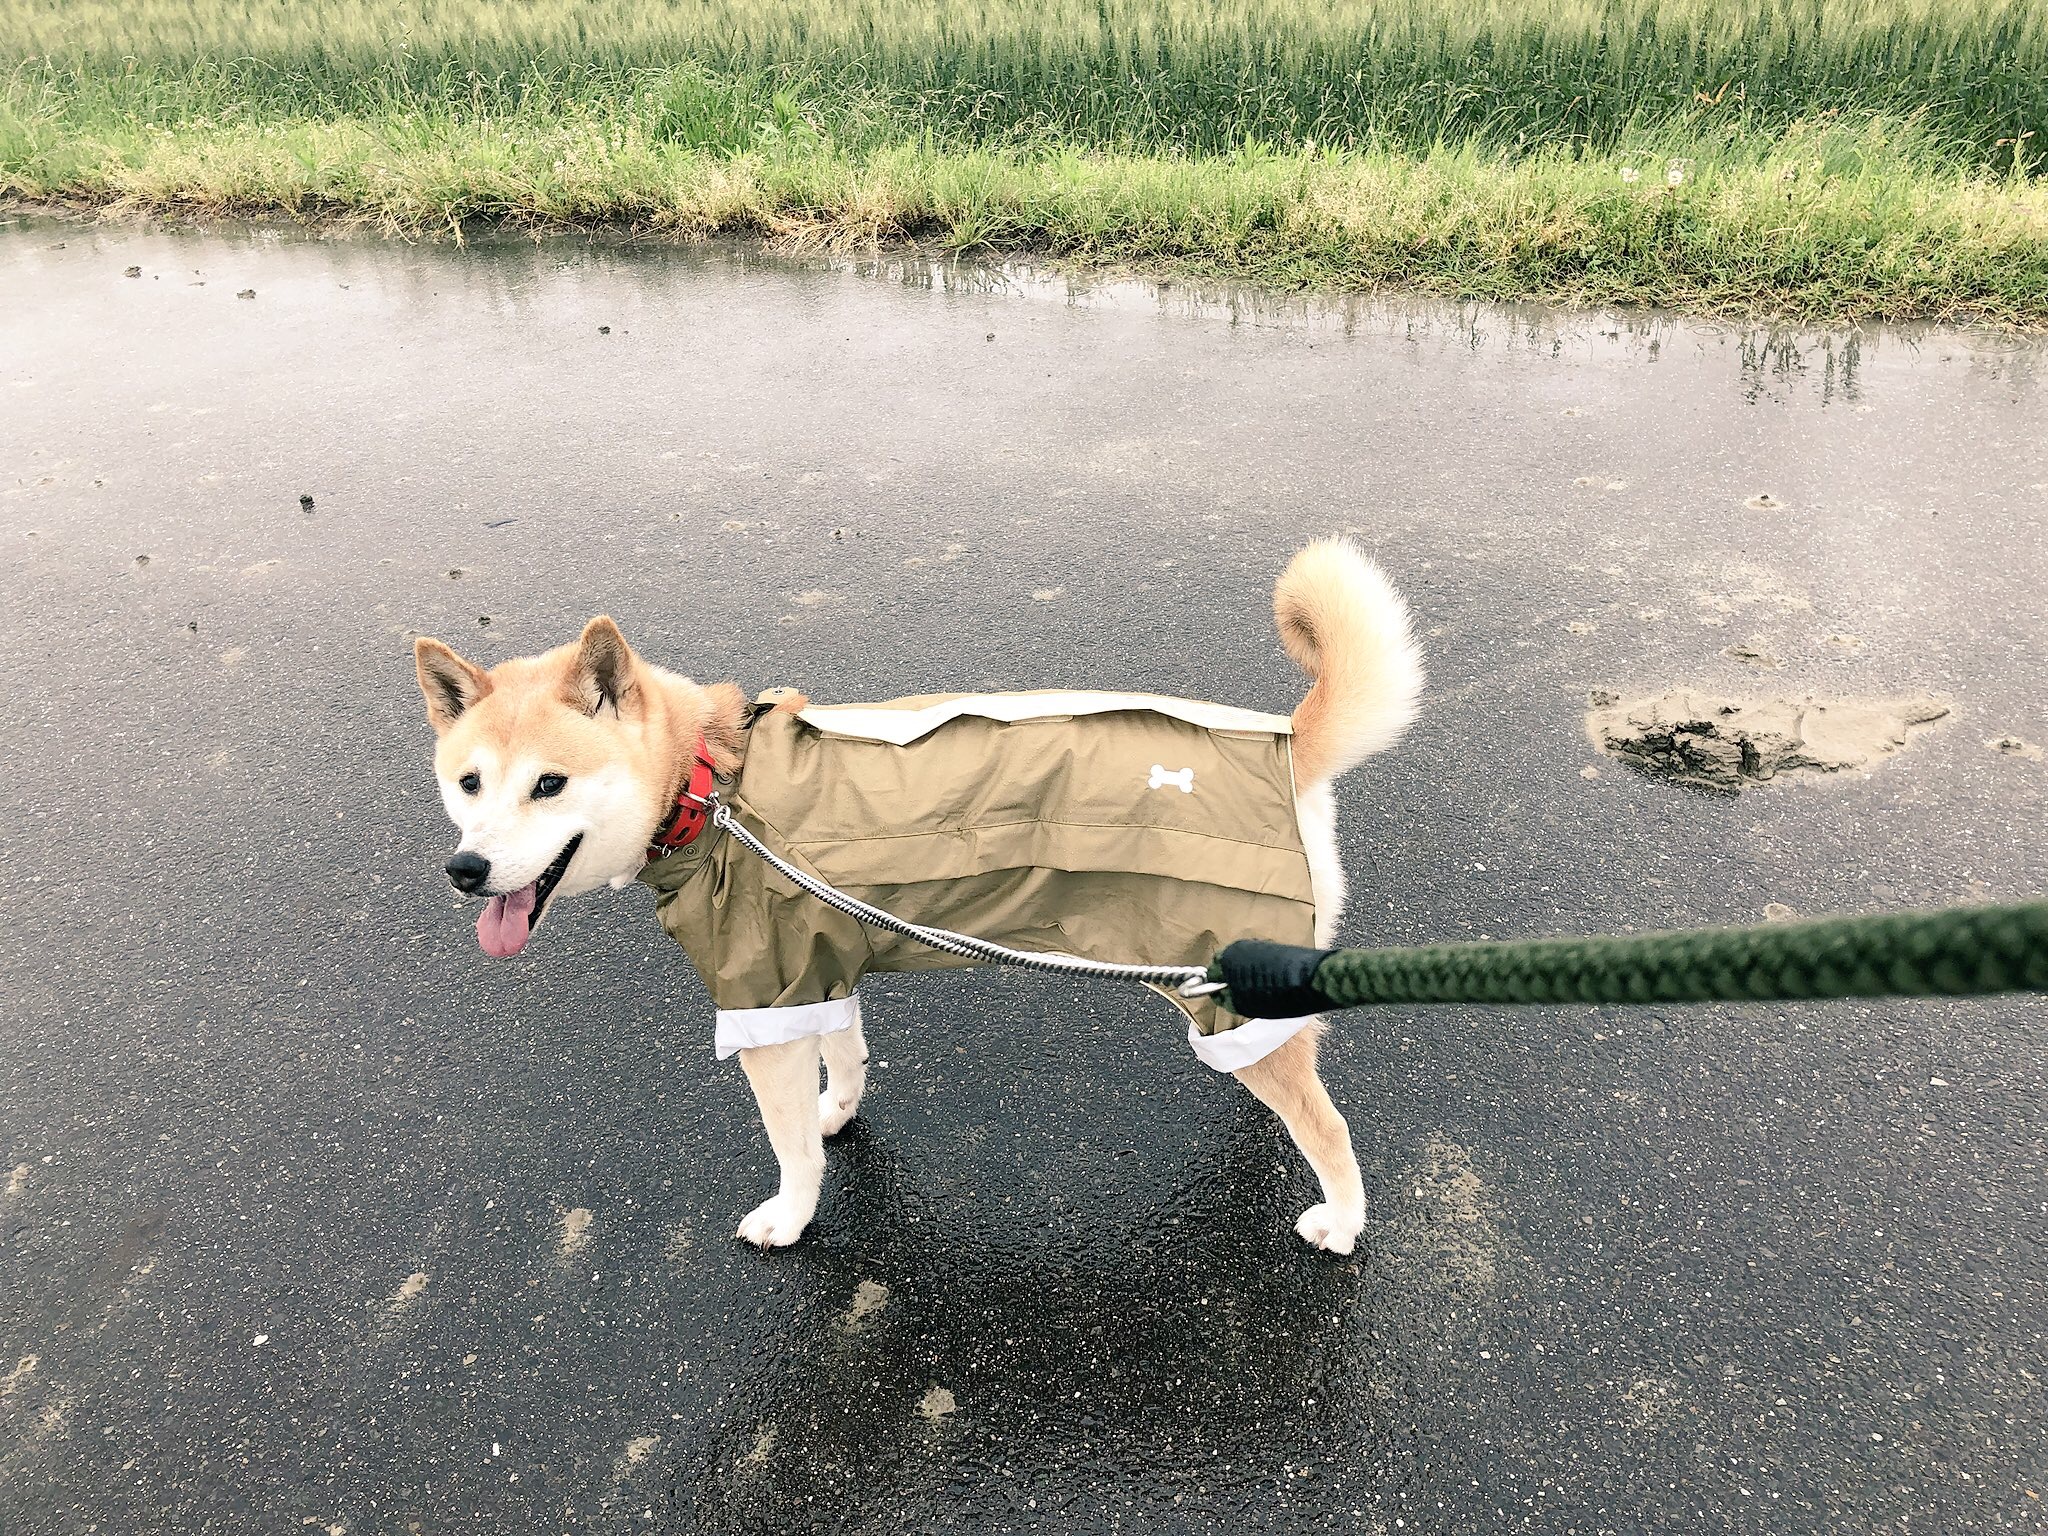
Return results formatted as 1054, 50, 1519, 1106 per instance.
736, 1195, 812, 1249
818, 1089, 859, 1138
1294, 1202, 1364, 1255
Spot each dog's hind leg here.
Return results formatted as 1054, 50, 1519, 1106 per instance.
736, 1036, 827, 1248
818, 1006, 868, 1137
1232, 1023, 1365, 1255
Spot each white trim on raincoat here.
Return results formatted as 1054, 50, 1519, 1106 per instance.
714, 993, 862, 1059
799, 690, 1292, 746
1185, 1011, 1319, 1072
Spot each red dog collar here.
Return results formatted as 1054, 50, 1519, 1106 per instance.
646, 742, 717, 862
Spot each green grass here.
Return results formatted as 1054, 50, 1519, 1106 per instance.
4, 0, 2047, 322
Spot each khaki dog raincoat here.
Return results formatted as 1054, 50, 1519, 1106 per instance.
639, 691, 1321, 1070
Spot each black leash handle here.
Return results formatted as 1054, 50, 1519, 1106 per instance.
1212, 902, 2048, 1018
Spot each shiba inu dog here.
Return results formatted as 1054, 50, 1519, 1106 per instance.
413, 538, 1421, 1253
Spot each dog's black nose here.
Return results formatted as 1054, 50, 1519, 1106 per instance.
445, 851, 491, 894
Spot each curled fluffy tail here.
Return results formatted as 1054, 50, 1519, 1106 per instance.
1276, 537, 1423, 787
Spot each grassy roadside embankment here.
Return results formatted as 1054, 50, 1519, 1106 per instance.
4, 0, 2047, 322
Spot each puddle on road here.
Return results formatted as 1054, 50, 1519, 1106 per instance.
709, 238, 2044, 410
8, 212, 2044, 415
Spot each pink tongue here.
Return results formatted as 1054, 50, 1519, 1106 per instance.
476, 882, 539, 958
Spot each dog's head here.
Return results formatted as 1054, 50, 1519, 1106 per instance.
414, 617, 667, 958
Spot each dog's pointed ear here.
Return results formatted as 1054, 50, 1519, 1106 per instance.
569, 616, 636, 716
415, 638, 492, 732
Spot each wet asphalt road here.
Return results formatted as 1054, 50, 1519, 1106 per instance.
2, 215, 2046, 1535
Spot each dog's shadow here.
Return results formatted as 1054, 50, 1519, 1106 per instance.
667, 1094, 1422, 1528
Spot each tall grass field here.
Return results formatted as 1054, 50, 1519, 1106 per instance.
5, 0, 2046, 320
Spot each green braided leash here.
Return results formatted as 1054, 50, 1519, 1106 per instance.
1210, 901, 2048, 1019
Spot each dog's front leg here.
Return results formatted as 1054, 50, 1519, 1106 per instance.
736, 1036, 826, 1248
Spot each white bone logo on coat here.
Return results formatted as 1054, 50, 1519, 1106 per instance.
1148, 764, 1195, 793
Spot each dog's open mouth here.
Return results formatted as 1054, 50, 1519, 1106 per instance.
476, 834, 583, 959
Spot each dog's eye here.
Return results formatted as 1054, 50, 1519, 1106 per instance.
532, 773, 568, 799
458, 771, 481, 796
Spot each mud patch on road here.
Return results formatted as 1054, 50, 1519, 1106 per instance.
1987, 735, 2043, 762
902, 541, 969, 570
1621, 1374, 1685, 1428
610, 1433, 662, 1487
839, 1278, 890, 1333
0, 1355, 37, 1400
662, 1224, 693, 1273
556, 1206, 594, 1262
1586, 688, 1948, 790
1689, 564, 1812, 628
735, 1423, 778, 1472
377, 1270, 430, 1333
1379, 1135, 1510, 1305
1721, 638, 1781, 670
